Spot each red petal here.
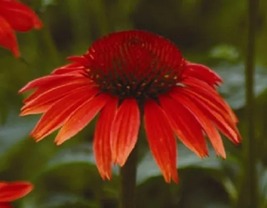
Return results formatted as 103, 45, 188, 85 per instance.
0, 1, 42, 31
169, 89, 226, 158
179, 81, 241, 144
21, 79, 92, 115
67, 55, 90, 65
110, 98, 140, 166
52, 63, 86, 75
19, 74, 83, 93
0, 181, 33, 202
54, 93, 111, 145
144, 100, 178, 183
183, 62, 222, 87
0, 16, 19, 56
159, 94, 208, 157
184, 77, 238, 123
30, 86, 99, 141
93, 97, 118, 179
187, 91, 240, 144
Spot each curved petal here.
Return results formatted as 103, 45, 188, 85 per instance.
184, 77, 238, 123
159, 94, 208, 157
183, 62, 222, 87
0, 1, 42, 31
19, 74, 84, 93
144, 100, 178, 183
31, 86, 99, 141
67, 55, 90, 65
21, 80, 92, 115
110, 98, 140, 166
52, 63, 86, 75
21, 77, 91, 106
93, 97, 118, 179
54, 93, 111, 145
186, 90, 240, 144
169, 89, 226, 158
0, 16, 19, 56
179, 82, 241, 144
0, 181, 33, 202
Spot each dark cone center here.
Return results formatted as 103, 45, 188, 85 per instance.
84, 31, 185, 100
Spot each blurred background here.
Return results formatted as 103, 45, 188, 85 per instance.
0, 0, 267, 207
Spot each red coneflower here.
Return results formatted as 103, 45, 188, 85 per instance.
0, 181, 33, 208
20, 30, 241, 183
0, 0, 42, 57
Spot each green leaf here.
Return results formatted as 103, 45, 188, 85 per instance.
23, 192, 99, 208
0, 112, 35, 155
216, 64, 267, 109
209, 44, 239, 62
44, 143, 95, 171
41, 0, 57, 7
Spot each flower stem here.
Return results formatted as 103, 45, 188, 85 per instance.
237, 0, 258, 206
120, 145, 138, 208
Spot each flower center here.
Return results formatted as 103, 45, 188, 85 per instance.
84, 31, 185, 101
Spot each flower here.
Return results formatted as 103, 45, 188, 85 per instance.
0, 0, 42, 57
0, 181, 33, 208
20, 30, 241, 183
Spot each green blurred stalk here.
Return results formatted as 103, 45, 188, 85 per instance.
120, 145, 138, 208
94, 0, 109, 35
237, 0, 259, 207
40, 28, 61, 65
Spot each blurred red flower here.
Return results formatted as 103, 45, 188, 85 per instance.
0, 0, 42, 57
0, 181, 33, 208
20, 30, 241, 183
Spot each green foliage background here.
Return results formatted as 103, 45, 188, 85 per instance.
0, 0, 267, 207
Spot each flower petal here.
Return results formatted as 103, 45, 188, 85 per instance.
19, 74, 83, 93
186, 90, 240, 144
54, 93, 111, 145
159, 94, 208, 157
183, 62, 222, 87
0, 1, 42, 31
93, 97, 118, 179
21, 79, 92, 115
31, 86, 98, 141
0, 181, 33, 202
110, 98, 140, 166
180, 80, 241, 144
0, 16, 19, 56
184, 77, 238, 123
169, 88, 226, 158
144, 100, 178, 183
67, 55, 90, 65
52, 63, 86, 75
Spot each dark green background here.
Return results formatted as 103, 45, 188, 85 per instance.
0, 0, 266, 207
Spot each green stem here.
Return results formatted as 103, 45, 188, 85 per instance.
237, 0, 258, 207
120, 145, 138, 208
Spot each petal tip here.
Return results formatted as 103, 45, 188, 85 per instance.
30, 131, 44, 142
54, 139, 64, 146
100, 172, 112, 180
